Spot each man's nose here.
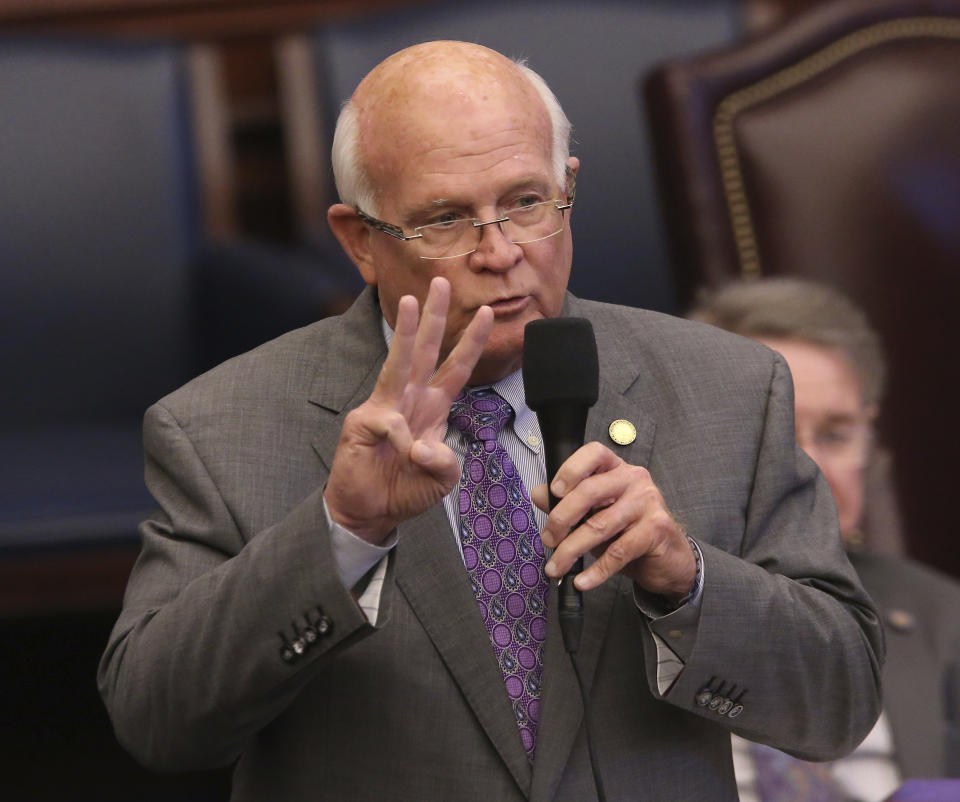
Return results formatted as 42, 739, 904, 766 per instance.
469, 219, 523, 271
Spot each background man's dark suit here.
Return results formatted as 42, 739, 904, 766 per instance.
99, 287, 882, 801
851, 551, 960, 779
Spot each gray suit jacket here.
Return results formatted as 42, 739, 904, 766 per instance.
850, 552, 960, 779
99, 288, 883, 801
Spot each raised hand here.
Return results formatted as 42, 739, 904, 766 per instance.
532, 442, 697, 601
324, 277, 494, 544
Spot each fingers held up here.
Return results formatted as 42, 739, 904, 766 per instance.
323, 277, 494, 544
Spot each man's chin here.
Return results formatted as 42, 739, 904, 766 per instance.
467, 321, 530, 385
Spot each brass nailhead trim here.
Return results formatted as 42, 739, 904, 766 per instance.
712, 17, 960, 279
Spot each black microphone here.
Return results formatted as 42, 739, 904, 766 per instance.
522, 317, 599, 653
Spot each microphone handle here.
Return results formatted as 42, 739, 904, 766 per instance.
538, 405, 589, 653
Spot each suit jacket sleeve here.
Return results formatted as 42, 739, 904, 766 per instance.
645, 351, 884, 761
97, 401, 379, 771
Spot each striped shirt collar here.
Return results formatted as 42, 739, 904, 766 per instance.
380, 316, 542, 455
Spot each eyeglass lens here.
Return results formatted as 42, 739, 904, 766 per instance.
416, 201, 566, 260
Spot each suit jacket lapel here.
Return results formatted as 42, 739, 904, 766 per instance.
395, 505, 535, 794
307, 287, 533, 794
847, 554, 945, 779
884, 621, 943, 777
531, 367, 658, 800
309, 297, 385, 484
870, 589, 944, 778
308, 287, 388, 417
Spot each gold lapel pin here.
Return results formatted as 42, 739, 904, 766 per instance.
608, 419, 637, 446
886, 609, 916, 633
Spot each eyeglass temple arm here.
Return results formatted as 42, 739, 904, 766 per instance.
354, 207, 422, 241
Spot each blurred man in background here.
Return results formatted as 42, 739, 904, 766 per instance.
694, 277, 960, 801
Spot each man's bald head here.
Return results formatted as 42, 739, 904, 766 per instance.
331, 41, 571, 216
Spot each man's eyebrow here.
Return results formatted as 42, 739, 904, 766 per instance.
407, 178, 554, 220
400, 199, 455, 226
508, 176, 552, 191
819, 412, 863, 426
403, 198, 459, 221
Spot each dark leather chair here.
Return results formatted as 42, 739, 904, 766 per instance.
644, 0, 960, 576
0, 38, 351, 607
304, 0, 745, 315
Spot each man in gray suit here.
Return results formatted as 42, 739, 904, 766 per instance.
99, 42, 883, 800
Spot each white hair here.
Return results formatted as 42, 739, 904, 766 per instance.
330, 57, 572, 217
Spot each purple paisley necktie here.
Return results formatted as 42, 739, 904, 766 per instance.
449, 388, 549, 760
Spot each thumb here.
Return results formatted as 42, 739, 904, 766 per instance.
410, 440, 461, 490
530, 483, 549, 512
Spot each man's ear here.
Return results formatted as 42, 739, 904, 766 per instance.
328, 203, 377, 285
565, 157, 580, 205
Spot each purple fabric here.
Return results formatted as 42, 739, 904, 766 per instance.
886, 780, 960, 801
749, 740, 848, 802
449, 389, 549, 759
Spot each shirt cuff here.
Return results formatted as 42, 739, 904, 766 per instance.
322, 495, 397, 590
634, 538, 706, 694
633, 536, 704, 620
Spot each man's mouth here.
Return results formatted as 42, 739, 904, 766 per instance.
487, 295, 531, 317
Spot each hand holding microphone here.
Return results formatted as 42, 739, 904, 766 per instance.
523, 318, 697, 653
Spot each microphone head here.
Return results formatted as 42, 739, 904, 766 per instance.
522, 317, 599, 409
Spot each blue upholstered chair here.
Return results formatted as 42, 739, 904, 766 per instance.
0, 39, 198, 556
0, 38, 350, 569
